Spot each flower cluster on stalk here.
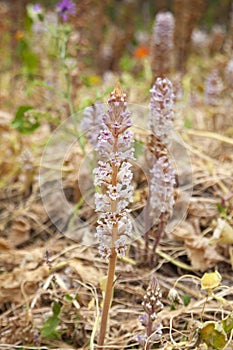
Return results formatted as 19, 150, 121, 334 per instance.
149, 77, 175, 146
150, 156, 176, 221
149, 77, 176, 222
136, 275, 164, 347
93, 84, 134, 258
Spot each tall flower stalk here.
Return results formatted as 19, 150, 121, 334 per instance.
145, 77, 176, 264
94, 84, 134, 347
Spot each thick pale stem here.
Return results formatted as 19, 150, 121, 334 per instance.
98, 133, 119, 348
97, 248, 117, 348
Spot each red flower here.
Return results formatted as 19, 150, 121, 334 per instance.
133, 45, 149, 58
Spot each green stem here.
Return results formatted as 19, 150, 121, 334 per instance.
59, 27, 86, 154
64, 70, 74, 116
98, 249, 117, 348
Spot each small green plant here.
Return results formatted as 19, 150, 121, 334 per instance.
41, 301, 61, 339
40, 291, 80, 342
12, 1, 84, 142
11, 105, 54, 134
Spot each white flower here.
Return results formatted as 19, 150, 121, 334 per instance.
93, 161, 112, 186
149, 77, 174, 145
150, 156, 176, 219
81, 101, 104, 147
93, 85, 134, 258
95, 193, 110, 212
205, 70, 223, 106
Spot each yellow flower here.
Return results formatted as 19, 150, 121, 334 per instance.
201, 271, 222, 290
15, 30, 24, 40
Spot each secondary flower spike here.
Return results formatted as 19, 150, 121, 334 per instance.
149, 77, 175, 146
149, 77, 176, 221
146, 77, 176, 262
93, 83, 134, 258
136, 275, 164, 347
150, 155, 176, 221
151, 11, 174, 79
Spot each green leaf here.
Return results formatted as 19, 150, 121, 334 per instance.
199, 321, 228, 349
222, 313, 233, 334
134, 139, 144, 158
120, 54, 136, 72
16, 38, 38, 74
52, 301, 61, 317
217, 203, 227, 216
184, 118, 192, 129
41, 315, 59, 339
170, 303, 176, 311
11, 106, 40, 134
65, 293, 74, 302
183, 294, 191, 306
78, 133, 86, 152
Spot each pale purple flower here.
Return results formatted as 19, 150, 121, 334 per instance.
96, 211, 133, 258
152, 11, 174, 77
191, 29, 209, 52
95, 193, 110, 212
56, 0, 76, 21
137, 276, 163, 347
32, 3, 42, 14
135, 333, 147, 346
93, 161, 112, 186
96, 100, 134, 159
150, 156, 176, 220
93, 84, 134, 258
205, 70, 223, 106
81, 101, 104, 147
225, 59, 233, 88
148, 77, 176, 223
153, 12, 174, 50
149, 77, 175, 145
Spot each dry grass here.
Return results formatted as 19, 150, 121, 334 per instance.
0, 49, 233, 349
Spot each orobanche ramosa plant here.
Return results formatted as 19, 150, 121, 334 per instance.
136, 275, 164, 349
145, 77, 176, 264
82, 79, 176, 347
93, 84, 134, 347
